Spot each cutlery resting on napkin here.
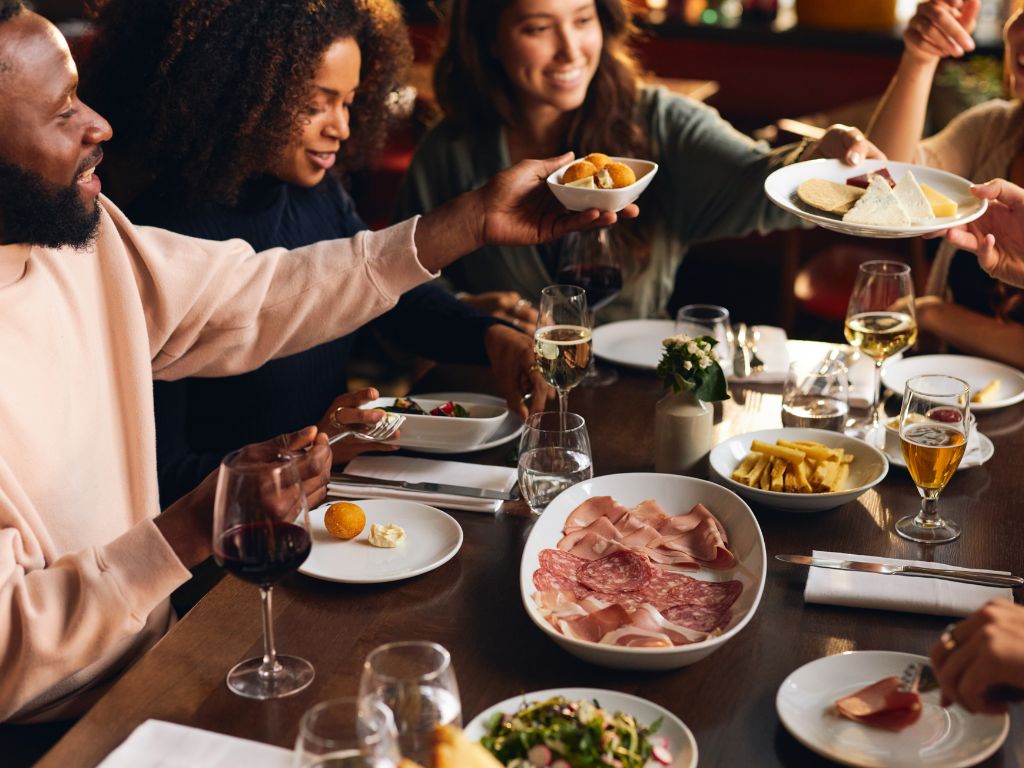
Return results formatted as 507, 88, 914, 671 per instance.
777, 554, 1024, 588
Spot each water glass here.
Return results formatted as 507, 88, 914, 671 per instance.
358, 641, 461, 768
675, 304, 734, 363
293, 697, 401, 768
517, 411, 593, 514
781, 358, 850, 432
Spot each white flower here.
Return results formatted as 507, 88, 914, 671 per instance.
686, 342, 698, 354
683, 360, 693, 370
699, 357, 712, 369
662, 334, 691, 348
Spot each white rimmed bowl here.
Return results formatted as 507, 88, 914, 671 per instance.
520, 473, 766, 670
360, 396, 507, 450
546, 157, 658, 212
709, 428, 888, 513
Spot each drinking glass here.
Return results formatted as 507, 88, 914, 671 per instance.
212, 443, 313, 699
843, 260, 917, 446
293, 697, 402, 768
517, 411, 594, 514
556, 229, 625, 386
358, 641, 462, 768
895, 375, 970, 544
674, 304, 734, 364
781, 358, 850, 432
534, 285, 592, 417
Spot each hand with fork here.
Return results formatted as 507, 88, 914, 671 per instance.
316, 388, 403, 465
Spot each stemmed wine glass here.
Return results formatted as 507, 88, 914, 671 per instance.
212, 443, 314, 699
556, 229, 625, 386
843, 261, 917, 446
534, 284, 592, 417
293, 697, 402, 768
358, 641, 462, 768
895, 375, 970, 544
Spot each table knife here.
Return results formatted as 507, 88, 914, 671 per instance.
776, 554, 1024, 588
330, 473, 518, 501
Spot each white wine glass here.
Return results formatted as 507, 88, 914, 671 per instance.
517, 411, 594, 514
293, 697, 401, 768
675, 304, 734, 365
556, 229, 625, 386
358, 641, 461, 768
213, 443, 313, 699
843, 261, 917, 446
895, 375, 970, 544
534, 284, 592, 417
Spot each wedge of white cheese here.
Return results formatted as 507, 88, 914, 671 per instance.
842, 175, 912, 227
893, 171, 935, 225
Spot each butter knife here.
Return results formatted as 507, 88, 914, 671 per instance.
330, 473, 518, 501
776, 554, 1023, 588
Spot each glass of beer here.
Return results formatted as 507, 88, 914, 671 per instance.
534, 285, 592, 418
895, 375, 970, 544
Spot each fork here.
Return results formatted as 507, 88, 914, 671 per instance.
745, 325, 766, 373
327, 413, 405, 446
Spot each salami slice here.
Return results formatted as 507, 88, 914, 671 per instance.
641, 572, 741, 612
662, 603, 733, 633
533, 568, 576, 592
577, 550, 653, 593
534, 549, 586, 592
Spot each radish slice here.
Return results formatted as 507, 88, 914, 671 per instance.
652, 745, 673, 764
527, 744, 552, 766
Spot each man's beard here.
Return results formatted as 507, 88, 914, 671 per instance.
0, 160, 101, 249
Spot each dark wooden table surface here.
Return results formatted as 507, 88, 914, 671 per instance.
32, 364, 1024, 767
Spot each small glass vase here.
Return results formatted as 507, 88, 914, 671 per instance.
654, 388, 713, 477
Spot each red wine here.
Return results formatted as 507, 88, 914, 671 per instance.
215, 522, 311, 585
556, 264, 623, 309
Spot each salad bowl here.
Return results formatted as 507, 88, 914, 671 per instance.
520, 473, 766, 670
360, 396, 507, 451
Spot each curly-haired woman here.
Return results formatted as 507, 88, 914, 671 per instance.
394, 0, 880, 322
81, 0, 553, 507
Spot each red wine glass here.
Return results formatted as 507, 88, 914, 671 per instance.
213, 443, 314, 699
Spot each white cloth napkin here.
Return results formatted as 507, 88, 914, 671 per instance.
328, 455, 517, 513
804, 550, 1014, 617
726, 325, 790, 384
98, 720, 291, 768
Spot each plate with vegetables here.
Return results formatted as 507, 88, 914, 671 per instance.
360, 395, 508, 451
464, 688, 697, 768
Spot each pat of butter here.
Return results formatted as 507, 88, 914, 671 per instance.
920, 183, 958, 217
369, 523, 406, 548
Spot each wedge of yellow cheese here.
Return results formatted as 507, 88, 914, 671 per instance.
920, 183, 958, 217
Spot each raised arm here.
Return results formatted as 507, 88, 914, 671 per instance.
867, 0, 979, 161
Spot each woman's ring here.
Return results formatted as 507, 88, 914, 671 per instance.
530, 363, 541, 373
940, 622, 960, 652
514, 298, 531, 313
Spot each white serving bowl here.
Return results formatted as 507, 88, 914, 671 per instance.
520, 473, 766, 670
546, 156, 658, 212
361, 396, 507, 450
709, 428, 888, 513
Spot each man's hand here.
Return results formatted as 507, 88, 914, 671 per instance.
460, 291, 539, 333
804, 124, 887, 166
932, 179, 1024, 289
904, 0, 978, 64
317, 387, 400, 466
483, 324, 553, 419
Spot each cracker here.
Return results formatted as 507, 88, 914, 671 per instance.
797, 178, 864, 214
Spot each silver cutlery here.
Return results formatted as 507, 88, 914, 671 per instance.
330, 473, 518, 501
746, 325, 766, 373
776, 554, 1024, 588
327, 413, 405, 446
732, 323, 752, 378
900, 661, 938, 694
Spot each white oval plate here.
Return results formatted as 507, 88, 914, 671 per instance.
520, 473, 766, 670
765, 159, 987, 239
709, 428, 888, 512
880, 355, 1024, 412
777, 651, 1008, 768
407, 392, 524, 454
591, 319, 676, 370
464, 687, 697, 768
299, 499, 462, 584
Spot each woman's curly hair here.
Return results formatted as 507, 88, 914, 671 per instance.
81, 0, 410, 205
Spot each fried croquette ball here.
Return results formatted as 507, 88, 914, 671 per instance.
560, 160, 598, 184
583, 152, 611, 170
603, 161, 636, 188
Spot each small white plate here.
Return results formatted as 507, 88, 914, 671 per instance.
764, 159, 987, 239
408, 392, 524, 454
299, 499, 462, 584
464, 687, 697, 768
777, 651, 1009, 768
881, 355, 1024, 412
592, 318, 676, 370
885, 431, 994, 471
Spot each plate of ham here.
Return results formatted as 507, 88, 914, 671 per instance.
521, 473, 766, 670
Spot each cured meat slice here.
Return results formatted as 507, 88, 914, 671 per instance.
617, 523, 661, 549
642, 571, 742, 613
563, 496, 631, 532
835, 677, 922, 731
533, 568, 576, 592
651, 504, 734, 569
557, 604, 632, 643
539, 548, 585, 577
662, 603, 732, 633
629, 499, 669, 526
557, 516, 621, 552
559, 531, 628, 561
578, 550, 653, 593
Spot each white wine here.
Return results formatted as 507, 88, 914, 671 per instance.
900, 424, 966, 490
844, 311, 917, 360
533, 325, 592, 391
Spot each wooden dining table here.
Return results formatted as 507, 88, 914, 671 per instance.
30, 361, 1024, 767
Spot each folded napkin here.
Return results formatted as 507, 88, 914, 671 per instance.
726, 325, 790, 384
328, 455, 517, 513
99, 720, 291, 768
805, 550, 1014, 618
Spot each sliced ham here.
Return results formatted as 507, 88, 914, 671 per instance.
629, 499, 670, 526
556, 516, 621, 552
835, 677, 922, 731
559, 531, 628, 561
563, 495, 631, 532
557, 604, 633, 643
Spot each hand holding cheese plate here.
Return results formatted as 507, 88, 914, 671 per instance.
765, 159, 987, 238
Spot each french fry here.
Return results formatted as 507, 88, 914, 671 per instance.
831, 462, 850, 492
770, 457, 787, 492
972, 379, 1000, 403
731, 453, 760, 482
784, 471, 798, 493
731, 438, 856, 494
780, 439, 831, 462
750, 440, 805, 464
812, 460, 838, 491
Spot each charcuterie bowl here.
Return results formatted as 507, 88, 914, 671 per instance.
519, 473, 766, 670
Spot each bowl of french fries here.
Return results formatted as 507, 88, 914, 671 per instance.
709, 428, 888, 512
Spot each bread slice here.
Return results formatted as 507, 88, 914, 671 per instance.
400, 724, 504, 768
842, 175, 911, 226
894, 171, 935, 224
